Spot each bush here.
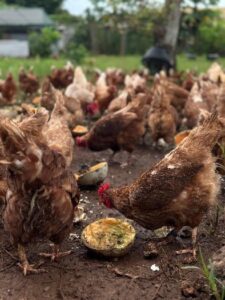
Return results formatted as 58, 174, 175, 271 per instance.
29, 27, 60, 57
194, 13, 225, 55
64, 42, 88, 64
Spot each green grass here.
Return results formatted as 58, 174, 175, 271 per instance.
177, 54, 225, 73
1, 54, 225, 79
87, 55, 141, 71
199, 249, 225, 300
0, 57, 68, 78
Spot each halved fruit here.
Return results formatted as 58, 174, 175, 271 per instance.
75, 162, 108, 187
81, 218, 136, 257
72, 125, 88, 137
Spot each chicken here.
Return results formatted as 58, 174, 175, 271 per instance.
19, 68, 39, 95
95, 73, 117, 112
0, 97, 79, 275
49, 62, 74, 89
182, 71, 196, 91
41, 78, 56, 111
207, 62, 225, 83
166, 81, 189, 113
76, 94, 147, 165
105, 68, 125, 87
0, 140, 8, 216
216, 83, 225, 118
107, 91, 131, 114
41, 79, 84, 128
65, 66, 95, 112
98, 112, 225, 259
125, 74, 146, 95
183, 80, 218, 129
148, 85, 177, 146
0, 73, 17, 104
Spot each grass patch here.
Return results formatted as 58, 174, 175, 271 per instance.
199, 249, 225, 300
0, 57, 68, 78
1, 54, 225, 79
177, 54, 225, 73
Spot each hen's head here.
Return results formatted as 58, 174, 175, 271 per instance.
98, 183, 113, 208
76, 136, 88, 147
86, 102, 100, 116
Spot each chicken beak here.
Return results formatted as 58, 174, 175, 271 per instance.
0, 160, 11, 165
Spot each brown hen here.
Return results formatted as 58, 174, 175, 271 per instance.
95, 73, 117, 112
99, 112, 225, 259
0, 73, 17, 104
41, 79, 84, 128
76, 94, 147, 165
49, 62, 74, 89
0, 99, 79, 275
19, 68, 39, 95
148, 84, 177, 146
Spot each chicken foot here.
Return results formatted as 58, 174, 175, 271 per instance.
39, 244, 72, 261
18, 244, 46, 276
176, 227, 198, 260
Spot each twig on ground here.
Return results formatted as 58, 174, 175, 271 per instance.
107, 264, 140, 280
0, 261, 16, 272
1, 247, 18, 261
151, 281, 163, 300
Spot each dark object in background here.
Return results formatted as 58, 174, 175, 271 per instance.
185, 52, 196, 60
207, 53, 220, 61
142, 46, 173, 75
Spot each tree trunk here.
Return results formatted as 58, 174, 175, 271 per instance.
158, 0, 182, 68
120, 31, 127, 56
90, 22, 99, 55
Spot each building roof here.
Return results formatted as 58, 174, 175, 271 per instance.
0, 7, 53, 27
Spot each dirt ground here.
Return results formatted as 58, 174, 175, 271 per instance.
0, 144, 224, 300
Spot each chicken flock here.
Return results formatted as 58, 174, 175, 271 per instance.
0, 62, 225, 275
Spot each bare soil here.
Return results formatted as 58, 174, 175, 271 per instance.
0, 145, 224, 300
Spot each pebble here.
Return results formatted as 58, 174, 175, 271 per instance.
150, 264, 160, 272
181, 281, 197, 297
143, 242, 159, 259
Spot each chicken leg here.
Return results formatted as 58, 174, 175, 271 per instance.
18, 244, 45, 276
39, 244, 72, 261
176, 227, 198, 260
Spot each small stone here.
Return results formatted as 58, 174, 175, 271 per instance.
181, 281, 197, 297
212, 245, 225, 277
150, 264, 160, 272
182, 256, 197, 264
143, 242, 159, 259
44, 286, 50, 292
7, 289, 12, 296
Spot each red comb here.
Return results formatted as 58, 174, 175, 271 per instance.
98, 183, 110, 196
86, 102, 99, 115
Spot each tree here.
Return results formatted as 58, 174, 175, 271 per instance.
89, 0, 158, 55
5, 0, 64, 14
153, 0, 219, 67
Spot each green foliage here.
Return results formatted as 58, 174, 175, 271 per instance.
199, 249, 225, 300
52, 10, 80, 24
29, 27, 60, 57
64, 42, 88, 64
196, 14, 225, 54
187, 0, 219, 5
5, 0, 63, 14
